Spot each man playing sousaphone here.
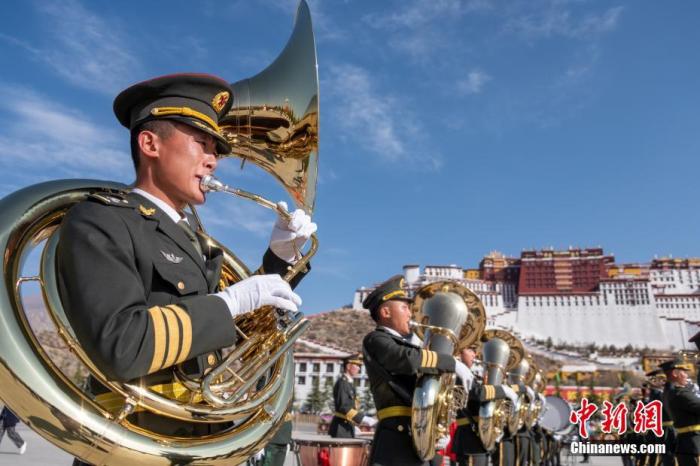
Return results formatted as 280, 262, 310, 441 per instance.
57, 74, 317, 465
362, 275, 474, 466
452, 342, 518, 466
661, 357, 700, 466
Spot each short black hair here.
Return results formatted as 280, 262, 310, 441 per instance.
129, 119, 175, 170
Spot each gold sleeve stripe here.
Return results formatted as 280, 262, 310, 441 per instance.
167, 305, 192, 364
421, 350, 429, 368
346, 409, 359, 421
148, 306, 166, 373
161, 306, 181, 369
429, 351, 437, 368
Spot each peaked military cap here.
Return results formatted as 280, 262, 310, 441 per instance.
344, 353, 363, 366
363, 274, 412, 320
645, 368, 664, 377
113, 73, 234, 154
689, 331, 700, 351
659, 357, 693, 373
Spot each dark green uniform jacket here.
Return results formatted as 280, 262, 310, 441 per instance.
665, 382, 700, 455
329, 375, 364, 438
453, 375, 510, 459
57, 191, 304, 435
363, 327, 456, 466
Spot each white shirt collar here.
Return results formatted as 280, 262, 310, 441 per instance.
378, 325, 404, 339
132, 188, 184, 224
344, 373, 353, 384
378, 325, 423, 346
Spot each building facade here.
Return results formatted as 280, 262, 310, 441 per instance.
352, 248, 700, 350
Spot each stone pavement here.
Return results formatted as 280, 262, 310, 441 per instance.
0, 423, 627, 466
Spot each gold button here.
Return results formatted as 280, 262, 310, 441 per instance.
397, 425, 404, 432
177, 281, 185, 290
207, 354, 216, 365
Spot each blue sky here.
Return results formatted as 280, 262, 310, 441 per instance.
1, 0, 698, 314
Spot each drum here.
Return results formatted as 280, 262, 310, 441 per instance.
293, 434, 370, 466
540, 395, 573, 434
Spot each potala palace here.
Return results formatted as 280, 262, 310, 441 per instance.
352, 248, 700, 350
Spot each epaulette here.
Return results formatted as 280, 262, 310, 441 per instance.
87, 189, 133, 208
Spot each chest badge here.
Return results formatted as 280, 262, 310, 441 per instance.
161, 250, 183, 264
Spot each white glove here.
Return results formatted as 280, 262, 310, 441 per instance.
436, 435, 450, 450
501, 385, 519, 404
361, 416, 378, 427
454, 360, 474, 392
215, 274, 302, 317
269, 201, 317, 263
526, 386, 535, 402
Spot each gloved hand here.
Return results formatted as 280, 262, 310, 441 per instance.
361, 416, 378, 427
455, 360, 474, 392
215, 274, 302, 317
436, 435, 450, 450
526, 386, 535, 402
501, 385, 519, 404
269, 201, 317, 263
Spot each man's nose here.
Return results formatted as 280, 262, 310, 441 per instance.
204, 152, 218, 171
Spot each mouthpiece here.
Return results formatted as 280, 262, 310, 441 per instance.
200, 175, 226, 193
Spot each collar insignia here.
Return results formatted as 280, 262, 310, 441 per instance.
139, 205, 156, 216
161, 251, 183, 264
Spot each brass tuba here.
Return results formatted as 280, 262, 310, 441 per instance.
480, 329, 525, 437
477, 333, 512, 451
410, 281, 486, 461
0, 1, 318, 464
506, 355, 530, 434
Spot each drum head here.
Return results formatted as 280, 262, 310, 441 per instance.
540, 395, 572, 433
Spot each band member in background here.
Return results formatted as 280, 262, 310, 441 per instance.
0, 406, 26, 455
329, 354, 376, 438
57, 74, 316, 466
453, 345, 519, 466
493, 374, 534, 466
661, 358, 700, 466
362, 275, 473, 466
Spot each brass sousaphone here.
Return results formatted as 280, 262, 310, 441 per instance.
410, 281, 487, 461
477, 329, 524, 451
0, 1, 318, 464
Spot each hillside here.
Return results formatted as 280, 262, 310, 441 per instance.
303, 308, 375, 352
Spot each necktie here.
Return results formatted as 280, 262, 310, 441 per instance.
177, 219, 203, 258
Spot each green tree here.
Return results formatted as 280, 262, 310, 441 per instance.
321, 377, 334, 413
302, 377, 324, 414
360, 385, 375, 413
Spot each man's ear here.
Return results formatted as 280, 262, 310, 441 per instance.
138, 130, 160, 161
378, 303, 390, 321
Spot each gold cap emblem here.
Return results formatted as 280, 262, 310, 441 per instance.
212, 91, 230, 113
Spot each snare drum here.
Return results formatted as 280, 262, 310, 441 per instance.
293, 434, 370, 466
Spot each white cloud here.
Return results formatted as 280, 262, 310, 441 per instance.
504, 5, 624, 41
364, 0, 492, 30
32, 0, 140, 94
0, 84, 131, 180
324, 62, 443, 169
457, 70, 492, 95
325, 63, 404, 160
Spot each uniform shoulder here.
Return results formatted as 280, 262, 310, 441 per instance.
64, 190, 136, 226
